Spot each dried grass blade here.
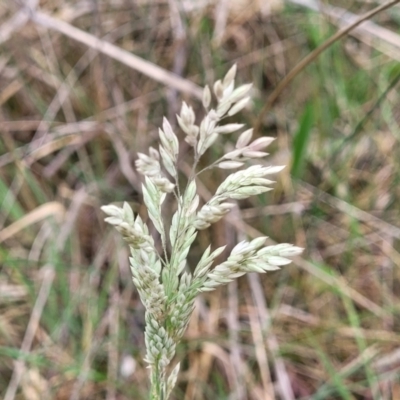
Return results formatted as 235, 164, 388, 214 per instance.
29, 11, 203, 99
0, 202, 65, 243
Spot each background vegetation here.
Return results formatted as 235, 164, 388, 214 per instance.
1, 0, 399, 399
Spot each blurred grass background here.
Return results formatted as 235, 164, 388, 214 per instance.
1, 0, 400, 399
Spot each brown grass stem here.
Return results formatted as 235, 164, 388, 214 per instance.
28, 11, 203, 99
255, 0, 400, 133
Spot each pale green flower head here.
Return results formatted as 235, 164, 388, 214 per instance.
102, 65, 303, 400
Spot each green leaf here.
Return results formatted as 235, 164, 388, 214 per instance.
291, 102, 314, 178
0, 177, 24, 221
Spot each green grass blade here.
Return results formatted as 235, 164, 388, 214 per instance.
291, 102, 314, 178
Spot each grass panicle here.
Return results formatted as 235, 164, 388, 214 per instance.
101, 66, 302, 399
2, 1, 400, 398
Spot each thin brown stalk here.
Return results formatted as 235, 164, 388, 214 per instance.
255, 0, 400, 133
28, 11, 203, 99
4, 266, 55, 400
